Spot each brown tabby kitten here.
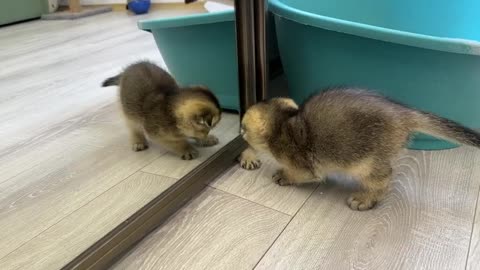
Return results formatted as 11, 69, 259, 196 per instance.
102, 61, 221, 160
240, 88, 480, 210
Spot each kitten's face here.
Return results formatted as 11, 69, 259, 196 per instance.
190, 110, 221, 138
174, 86, 221, 139
177, 107, 221, 139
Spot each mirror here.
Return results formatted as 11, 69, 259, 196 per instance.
0, 1, 240, 268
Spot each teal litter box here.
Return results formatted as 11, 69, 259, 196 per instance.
138, 10, 280, 112
270, 0, 480, 150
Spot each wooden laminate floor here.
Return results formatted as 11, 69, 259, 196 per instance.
0, 5, 239, 270
114, 147, 480, 269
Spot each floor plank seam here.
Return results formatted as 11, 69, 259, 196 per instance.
465, 173, 480, 269
0, 160, 43, 186
251, 184, 321, 270
208, 185, 293, 217
0, 162, 150, 263
0, 102, 116, 186
137, 152, 175, 178
2, 18, 127, 57
5, 30, 146, 79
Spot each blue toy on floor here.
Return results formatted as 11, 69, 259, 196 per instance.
128, 0, 151, 15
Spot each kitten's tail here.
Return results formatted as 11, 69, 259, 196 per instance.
101, 74, 121, 87
411, 111, 480, 148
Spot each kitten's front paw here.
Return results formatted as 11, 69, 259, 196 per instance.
181, 148, 199, 160
238, 147, 261, 170
347, 193, 377, 211
240, 158, 261, 170
195, 135, 219, 147
132, 142, 148, 152
273, 170, 291, 186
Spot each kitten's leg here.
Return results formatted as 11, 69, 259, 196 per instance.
239, 147, 261, 170
150, 135, 199, 160
347, 164, 391, 211
194, 135, 219, 147
273, 166, 317, 186
125, 119, 148, 152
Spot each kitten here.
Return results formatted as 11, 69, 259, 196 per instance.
102, 61, 221, 160
239, 87, 480, 210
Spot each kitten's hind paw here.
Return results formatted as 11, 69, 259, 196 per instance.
132, 142, 148, 152
195, 135, 219, 147
181, 148, 199, 160
273, 170, 292, 186
240, 158, 261, 170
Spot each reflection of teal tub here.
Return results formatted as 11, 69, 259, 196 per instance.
270, 0, 480, 150
139, 11, 238, 111
139, 10, 279, 112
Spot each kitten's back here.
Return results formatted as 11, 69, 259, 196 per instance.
297, 88, 480, 158
297, 89, 412, 161
119, 61, 178, 120
121, 61, 177, 93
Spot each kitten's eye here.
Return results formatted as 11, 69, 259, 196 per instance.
197, 115, 213, 128
204, 116, 213, 127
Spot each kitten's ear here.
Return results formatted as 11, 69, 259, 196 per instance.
276, 98, 298, 110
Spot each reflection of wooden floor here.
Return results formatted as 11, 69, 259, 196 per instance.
0, 8, 238, 270
114, 146, 480, 270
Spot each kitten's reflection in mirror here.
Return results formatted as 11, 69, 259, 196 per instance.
102, 61, 221, 160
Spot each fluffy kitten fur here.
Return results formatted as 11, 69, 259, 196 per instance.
102, 61, 221, 160
240, 88, 480, 210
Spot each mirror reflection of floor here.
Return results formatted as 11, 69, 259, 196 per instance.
0, 4, 238, 269
141, 113, 239, 180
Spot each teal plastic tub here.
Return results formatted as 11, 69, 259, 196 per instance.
138, 10, 279, 112
270, 0, 480, 150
